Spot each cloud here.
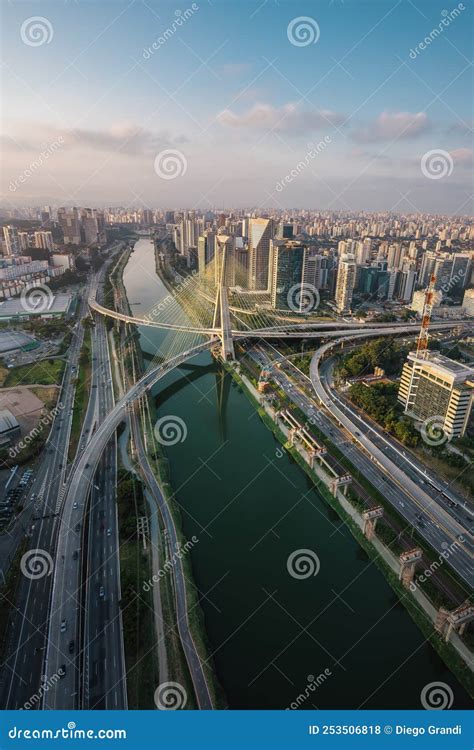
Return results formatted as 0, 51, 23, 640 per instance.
447, 120, 473, 135
2, 122, 185, 158
450, 148, 473, 167
351, 111, 430, 142
217, 103, 345, 133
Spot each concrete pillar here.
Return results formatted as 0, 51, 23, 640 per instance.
399, 548, 422, 589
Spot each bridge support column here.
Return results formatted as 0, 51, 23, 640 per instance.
362, 506, 383, 541
399, 548, 422, 589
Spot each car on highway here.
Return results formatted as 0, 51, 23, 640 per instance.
68, 640, 75, 654
99, 586, 105, 598
60, 619, 67, 633
73, 502, 78, 509
107, 528, 112, 537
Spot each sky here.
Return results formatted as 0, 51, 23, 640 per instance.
1, 0, 473, 214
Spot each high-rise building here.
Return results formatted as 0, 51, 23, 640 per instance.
58, 207, 82, 245
303, 252, 328, 290
335, 254, 356, 313
398, 352, 474, 438
270, 240, 306, 310
18, 232, 32, 252
277, 223, 294, 240
395, 266, 417, 303
3, 225, 20, 256
248, 218, 273, 290
34, 231, 54, 251
197, 231, 216, 276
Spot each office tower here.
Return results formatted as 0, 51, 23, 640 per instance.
3, 225, 20, 256
398, 352, 474, 438
165, 211, 175, 225
197, 231, 216, 275
396, 266, 417, 303
335, 254, 356, 312
58, 207, 82, 244
277, 223, 294, 240
143, 209, 154, 226
270, 240, 306, 310
248, 218, 274, 290
449, 253, 471, 295
82, 208, 100, 245
303, 252, 327, 290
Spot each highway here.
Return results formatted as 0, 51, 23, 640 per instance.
42, 264, 126, 709
311, 340, 473, 586
250, 341, 473, 589
43, 339, 218, 709
0, 280, 92, 709
320, 355, 473, 528
130, 405, 214, 709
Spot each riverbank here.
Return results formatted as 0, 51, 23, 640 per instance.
116, 242, 221, 708
227, 360, 473, 697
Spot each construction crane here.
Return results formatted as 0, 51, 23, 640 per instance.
416, 272, 437, 357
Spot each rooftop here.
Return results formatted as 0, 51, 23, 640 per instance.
0, 409, 20, 434
408, 351, 474, 382
0, 293, 71, 319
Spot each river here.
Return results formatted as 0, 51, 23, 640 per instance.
122, 238, 470, 710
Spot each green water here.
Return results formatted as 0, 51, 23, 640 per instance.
123, 240, 471, 710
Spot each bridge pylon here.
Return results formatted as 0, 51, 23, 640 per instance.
212, 243, 235, 361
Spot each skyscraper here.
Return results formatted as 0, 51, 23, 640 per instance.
197, 231, 216, 276
58, 207, 82, 245
270, 240, 306, 310
248, 218, 274, 291
335, 254, 356, 313
3, 225, 20, 256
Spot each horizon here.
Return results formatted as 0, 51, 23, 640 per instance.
1, 0, 473, 215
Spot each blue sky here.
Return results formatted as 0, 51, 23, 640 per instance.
1, 0, 472, 213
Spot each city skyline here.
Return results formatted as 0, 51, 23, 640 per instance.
1, 0, 473, 214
